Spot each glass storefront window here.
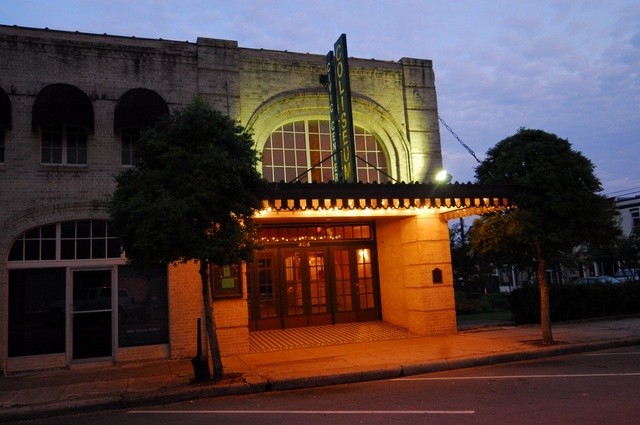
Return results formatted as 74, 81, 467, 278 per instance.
117, 265, 169, 348
8, 268, 66, 357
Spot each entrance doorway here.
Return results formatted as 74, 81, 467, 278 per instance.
248, 244, 381, 331
281, 247, 331, 328
71, 269, 113, 360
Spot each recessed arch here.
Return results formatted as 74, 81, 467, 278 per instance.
0, 203, 110, 262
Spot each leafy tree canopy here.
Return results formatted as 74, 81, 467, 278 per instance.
473, 128, 618, 259
470, 128, 619, 345
109, 96, 267, 266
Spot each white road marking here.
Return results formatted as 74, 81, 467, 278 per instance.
130, 409, 475, 415
395, 372, 640, 381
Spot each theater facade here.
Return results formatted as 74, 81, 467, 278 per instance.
0, 25, 511, 373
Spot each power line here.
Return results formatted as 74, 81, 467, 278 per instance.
604, 186, 640, 199
438, 115, 482, 164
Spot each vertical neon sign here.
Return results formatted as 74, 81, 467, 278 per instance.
327, 34, 357, 183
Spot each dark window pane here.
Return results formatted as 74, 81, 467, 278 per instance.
77, 221, 90, 238
107, 221, 115, 236
67, 148, 77, 164
41, 224, 56, 238
107, 239, 121, 258
41, 239, 56, 260
9, 239, 23, 261
122, 148, 130, 165
61, 222, 76, 238
92, 221, 106, 238
8, 268, 66, 357
92, 239, 106, 258
61, 240, 75, 259
76, 239, 90, 259
52, 146, 62, 163
25, 240, 39, 260
77, 147, 87, 164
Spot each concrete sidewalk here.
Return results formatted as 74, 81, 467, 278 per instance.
2, 317, 640, 423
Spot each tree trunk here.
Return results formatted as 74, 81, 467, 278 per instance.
536, 244, 553, 345
199, 259, 224, 379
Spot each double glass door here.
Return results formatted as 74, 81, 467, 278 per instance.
281, 248, 331, 328
248, 245, 380, 330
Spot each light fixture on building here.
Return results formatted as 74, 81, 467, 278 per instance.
435, 170, 452, 183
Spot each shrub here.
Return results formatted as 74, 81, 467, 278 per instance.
509, 282, 640, 325
455, 292, 510, 315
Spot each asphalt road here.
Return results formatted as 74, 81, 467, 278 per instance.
17, 345, 640, 425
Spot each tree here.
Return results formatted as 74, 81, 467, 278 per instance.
471, 128, 618, 344
449, 219, 496, 293
109, 97, 266, 379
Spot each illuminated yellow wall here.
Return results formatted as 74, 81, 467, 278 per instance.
376, 213, 456, 336
237, 50, 443, 183
169, 261, 250, 358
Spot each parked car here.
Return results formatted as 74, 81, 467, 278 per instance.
574, 276, 623, 285
613, 269, 640, 282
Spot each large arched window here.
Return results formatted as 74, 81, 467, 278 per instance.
262, 119, 389, 183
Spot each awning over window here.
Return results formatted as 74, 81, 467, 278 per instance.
0, 86, 11, 128
261, 181, 515, 221
114, 88, 169, 132
32, 83, 94, 131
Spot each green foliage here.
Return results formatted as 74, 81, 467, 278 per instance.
468, 212, 535, 267
608, 227, 640, 272
509, 283, 640, 324
109, 96, 268, 266
473, 128, 618, 261
449, 221, 496, 293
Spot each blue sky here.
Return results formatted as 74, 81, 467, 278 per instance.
2, 0, 639, 196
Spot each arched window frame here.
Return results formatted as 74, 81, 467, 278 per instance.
262, 118, 390, 183
8, 220, 123, 263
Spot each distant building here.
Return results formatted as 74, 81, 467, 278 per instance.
612, 196, 640, 237
0, 25, 511, 374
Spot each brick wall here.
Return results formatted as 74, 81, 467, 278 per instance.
0, 25, 449, 372
375, 213, 456, 336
